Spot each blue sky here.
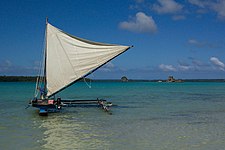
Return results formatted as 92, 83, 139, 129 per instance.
0, 0, 225, 79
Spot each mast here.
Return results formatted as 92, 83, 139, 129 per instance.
43, 17, 48, 98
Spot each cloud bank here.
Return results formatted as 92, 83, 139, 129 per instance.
158, 57, 225, 73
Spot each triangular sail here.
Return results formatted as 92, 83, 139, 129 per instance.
46, 23, 130, 97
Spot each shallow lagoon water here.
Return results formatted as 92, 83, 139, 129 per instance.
0, 81, 225, 150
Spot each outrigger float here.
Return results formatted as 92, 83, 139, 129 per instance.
29, 19, 132, 115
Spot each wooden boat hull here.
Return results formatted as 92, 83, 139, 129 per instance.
31, 99, 61, 115
39, 108, 48, 116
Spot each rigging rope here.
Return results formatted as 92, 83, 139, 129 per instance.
34, 27, 47, 98
83, 77, 92, 88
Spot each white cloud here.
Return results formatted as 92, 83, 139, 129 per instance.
159, 64, 177, 72
188, 0, 225, 19
188, 0, 210, 8
4, 60, 12, 67
106, 62, 114, 68
178, 65, 192, 71
172, 15, 186, 20
177, 60, 192, 71
119, 12, 157, 34
188, 39, 204, 47
99, 62, 115, 72
188, 39, 199, 44
188, 39, 220, 49
135, 0, 145, 3
152, 0, 183, 14
0, 60, 12, 72
210, 57, 225, 71
0, 60, 40, 75
212, 0, 225, 19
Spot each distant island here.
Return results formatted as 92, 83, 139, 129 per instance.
121, 76, 128, 82
166, 76, 183, 82
0, 76, 224, 82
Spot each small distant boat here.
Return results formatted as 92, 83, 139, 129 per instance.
30, 19, 132, 115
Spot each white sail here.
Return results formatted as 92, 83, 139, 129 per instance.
46, 23, 130, 97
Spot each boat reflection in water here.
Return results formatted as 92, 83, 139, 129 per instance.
37, 108, 111, 149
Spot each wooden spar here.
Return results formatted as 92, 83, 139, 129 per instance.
61, 99, 106, 104
61, 99, 112, 114
61, 99, 111, 105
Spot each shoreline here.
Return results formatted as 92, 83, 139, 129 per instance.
0, 76, 224, 82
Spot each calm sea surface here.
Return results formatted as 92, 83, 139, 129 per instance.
0, 81, 225, 150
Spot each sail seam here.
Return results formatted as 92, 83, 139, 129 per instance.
55, 34, 78, 79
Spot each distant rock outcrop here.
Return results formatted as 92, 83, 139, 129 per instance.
166, 76, 183, 82
121, 76, 128, 82
167, 76, 175, 82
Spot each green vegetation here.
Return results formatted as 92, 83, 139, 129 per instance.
0, 76, 36, 82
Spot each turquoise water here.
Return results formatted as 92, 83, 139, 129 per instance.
0, 81, 225, 150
